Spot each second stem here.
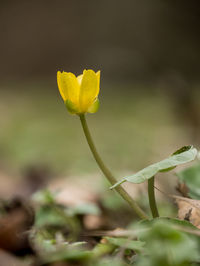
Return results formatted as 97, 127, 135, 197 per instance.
148, 176, 159, 218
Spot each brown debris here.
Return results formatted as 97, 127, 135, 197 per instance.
83, 214, 105, 230
0, 249, 29, 266
173, 195, 200, 228
0, 198, 34, 254
48, 176, 99, 207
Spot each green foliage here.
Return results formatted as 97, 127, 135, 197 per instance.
93, 258, 127, 266
32, 189, 56, 205
111, 146, 197, 188
35, 205, 67, 228
135, 219, 200, 266
35, 236, 92, 264
177, 163, 200, 199
92, 243, 116, 258
32, 190, 81, 243
105, 237, 145, 252
30, 214, 200, 265
172, 146, 193, 155
33, 190, 74, 228
66, 202, 101, 216
30, 188, 200, 265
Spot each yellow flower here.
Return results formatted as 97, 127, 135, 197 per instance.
57, 69, 100, 114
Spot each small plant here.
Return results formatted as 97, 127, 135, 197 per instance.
56, 69, 200, 265
57, 69, 198, 219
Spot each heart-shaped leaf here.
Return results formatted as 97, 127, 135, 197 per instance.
110, 146, 197, 189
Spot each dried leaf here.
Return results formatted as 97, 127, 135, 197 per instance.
0, 249, 28, 266
0, 198, 34, 253
172, 195, 200, 228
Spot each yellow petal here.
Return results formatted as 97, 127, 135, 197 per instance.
96, 71, 100, 97
77, 74, 83, 85
57, 71, 80, 105
79, 69, 100, 112
57, 71, 67, 101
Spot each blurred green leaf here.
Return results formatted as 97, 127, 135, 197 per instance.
92, 243, 115, 258
93, 257, 127, 266
32, 189, 56, 204
67, 202, 101, 216
111, 146, 197, 188
32, 228, 90, 263
135, 219, 200, 266
177, 163, 200, 199
45, 248, 92, 263
139, 217, 197, 229
34, 203, 80, 241
105, 237, 145, 252
35, 205, 67, 227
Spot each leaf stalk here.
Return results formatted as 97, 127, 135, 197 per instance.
148, 176, 159, 218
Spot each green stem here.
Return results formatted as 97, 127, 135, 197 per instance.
148, 176, 159, 218
79, 114, 148, 220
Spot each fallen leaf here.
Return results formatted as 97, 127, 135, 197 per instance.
0, 198, 34, 254
172, 195, 200, 228
0, 249, 29, 266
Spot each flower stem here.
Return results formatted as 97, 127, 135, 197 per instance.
79, 114, 148, 220
148, 176, 159, 218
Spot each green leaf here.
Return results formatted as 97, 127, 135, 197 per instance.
139, 217, 197, 229
111, 146, 197, 188
105, 237, 145, 252
35, 205, 68, 227
92, 243, 115, 258
94, 258, 127, 266
66, 203, 101, 216
32, 189, 56, 204
135, 219, 200, 266
45, 248, 92, 263
33, 229, 91, 263
172, 145, 192, 155
95, 258, 127, 266
177, 163, 200, 199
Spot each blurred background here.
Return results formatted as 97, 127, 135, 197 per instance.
0, 0, 200, 190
